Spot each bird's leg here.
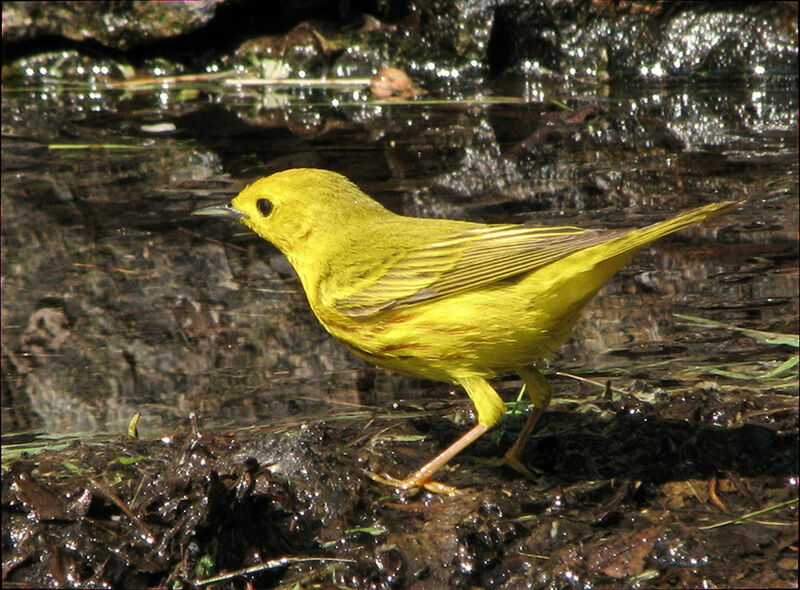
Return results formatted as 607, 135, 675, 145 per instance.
370, 376, 504, 494
503, 365, 553, 478
381, 423, 488, 494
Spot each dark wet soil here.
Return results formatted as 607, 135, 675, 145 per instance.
3, 377, 797, 588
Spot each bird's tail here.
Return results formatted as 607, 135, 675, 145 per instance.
600, 200, 741, 259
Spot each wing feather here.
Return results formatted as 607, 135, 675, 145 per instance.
335, 223, 625, 317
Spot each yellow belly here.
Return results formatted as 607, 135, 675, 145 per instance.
317, 248, 635, 383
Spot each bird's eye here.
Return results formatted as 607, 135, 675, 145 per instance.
256, 198, 273, 217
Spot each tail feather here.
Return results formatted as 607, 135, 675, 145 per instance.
600, 200, 741, 260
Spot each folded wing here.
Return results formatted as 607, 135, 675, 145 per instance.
335, 224, 624, 317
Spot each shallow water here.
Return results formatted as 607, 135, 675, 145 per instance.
1, 73, 797, 443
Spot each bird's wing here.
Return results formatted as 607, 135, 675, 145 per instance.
334, 223, 624, 317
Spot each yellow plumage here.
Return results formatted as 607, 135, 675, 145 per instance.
195, 168, 739, 492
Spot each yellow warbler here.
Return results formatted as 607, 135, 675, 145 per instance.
195, 168, 739, 492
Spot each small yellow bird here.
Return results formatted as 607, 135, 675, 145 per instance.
195, 168, 739, 492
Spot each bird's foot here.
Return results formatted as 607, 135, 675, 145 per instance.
364, 469, 461, 496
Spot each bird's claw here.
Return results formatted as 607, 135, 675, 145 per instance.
364, 469, 462, 496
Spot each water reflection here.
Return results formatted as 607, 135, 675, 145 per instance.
1, 75, 797, 439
